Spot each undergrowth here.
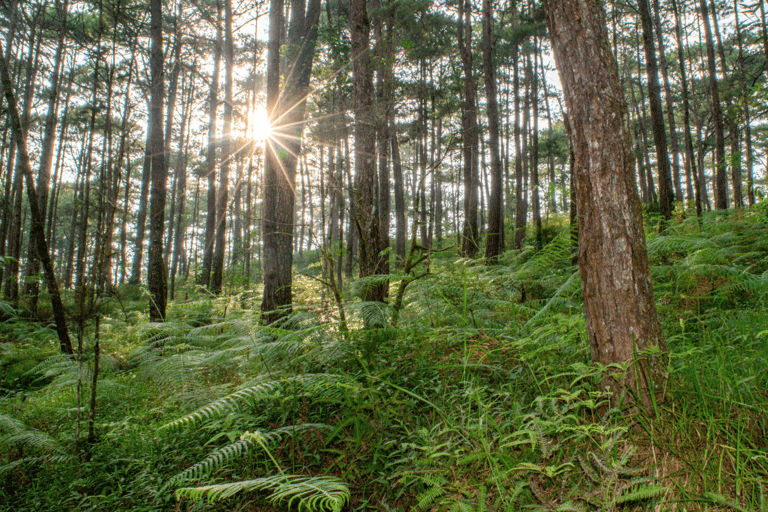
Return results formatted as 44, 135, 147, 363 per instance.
0, 209, 766, 511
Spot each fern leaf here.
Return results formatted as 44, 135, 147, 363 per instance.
615, 483, 667, 504
176, 474, 350, 511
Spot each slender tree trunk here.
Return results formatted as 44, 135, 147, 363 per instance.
515, 55, 531, 249
700, 0, 727, 209
373, 0, 391, 288
709, 0, 742, 209
392, 121, 406, 263
482, 0, 503, 261
734, 0, 754, 207
24, 0, 70, 311
147, 0, 167, 321
458, 0, 479, 257
651, 0, 682, 204
5, 11, 43, 303
671, 0, 699, 214
760, 0, 768, 67
261, 0, 323, 321
200, 1, 222, 288
531, 45, 542, 249
170, 76, 193, 300
0, 41, 73, 355
350, 0, 386, 304
512, 35, 525, 249
210, 0, 234, 294
637, 0, 673, 221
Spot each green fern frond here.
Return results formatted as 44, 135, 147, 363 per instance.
171, 423, 331, 485
512, 230, 574, 279
176, 474, 350, 512
415, 476, 447, 511
703, 491, 753, 512
0, 414, 65, 456
0, 454, 73, 476
352, 301, 389, 329
162, 374, 358, 431
525, 270, 581, 327
160, 379, 280, 431
0, 413, 24, 434
614, 481, 667, 504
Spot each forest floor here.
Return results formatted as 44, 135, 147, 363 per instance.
1, 207, 767, 512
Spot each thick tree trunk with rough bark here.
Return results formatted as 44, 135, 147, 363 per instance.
543, 0, 667, 406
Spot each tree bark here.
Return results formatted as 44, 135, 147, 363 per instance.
261, 0, 323, 321
700, 0, 727, 209
199, 0, 222, 289
733, 0, 754, 207
0, 41, 73, 355
671, 0, 700, 214
23, 0, 69, 312
543, 0, 666, 406
350, 0, 386, 304
147, 0, 167, 321
651, 0, 682, 204
210, 0, 234, 295
482, 0, 503, 262
637, 0, 673, 221
458, 0, 479, 257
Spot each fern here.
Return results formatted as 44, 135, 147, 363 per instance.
170, 423, 331, 485
161, 373, 359, 431
415, 475, 448, 511
176, 474, 350, 511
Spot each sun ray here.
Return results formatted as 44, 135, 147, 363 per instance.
250, 106, 272, 142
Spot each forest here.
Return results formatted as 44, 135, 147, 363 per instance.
0, 0, 767, 509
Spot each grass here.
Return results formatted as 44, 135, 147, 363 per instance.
0, 208, 766, 511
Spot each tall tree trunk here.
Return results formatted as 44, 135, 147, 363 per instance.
543, 0, 666, 406
512, 33, 525, 249
23, 0, 69, 312
147, 0, 167, 321
261, 0, 323, 321
700, 0, 727, 209
709, 0, 742, 209
0, 41, 73, 355
760, 0, 768, 67
515, 54, 531, 249
350, 0, 386, 304
199, 0, 222, 288
373, 0, 391, 287
458, 0, 479, 257
671, 0, 700, 214
637, 0, 673, 221
531, 45, 542, 249
391, 121, 406, 263
733, 0, 754, 207
651, 0, 682, 204
5, 9, 43, 303
170, 75, 193, 300
210, 0, 234, 294
482, 0, 503, 261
